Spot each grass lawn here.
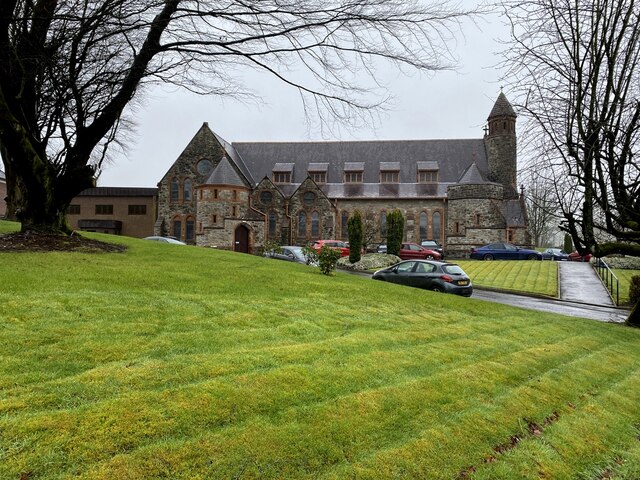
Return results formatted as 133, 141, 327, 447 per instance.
612, 269, 640, 305
455, 260, 558, 297
1, 228, 639, 479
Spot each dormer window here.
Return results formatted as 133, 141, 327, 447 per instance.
344, 162, 364, 183
272, 163, 294, 184
379, 162, 400, 183
417, 161, 439, 183
308, 162, 328, 184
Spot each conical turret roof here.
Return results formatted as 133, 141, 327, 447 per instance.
457, 162, 487, 184
206, 157, 247, 187
488, 92, 516, 119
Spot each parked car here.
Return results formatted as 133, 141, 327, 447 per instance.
373, 260, 473, 296
263, 246, 315, 265
312, 239, 350, 257
541, 248, 569, 261
376, 243, 387, 254
420, 240, 445, 259
399, 242, 442, 260
470, 243, 542, 260
568, 251, 593, 262
143, 236, 186, 245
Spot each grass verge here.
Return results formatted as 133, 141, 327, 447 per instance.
455, 260, 558, 297
1, 228, 638, 479
612, 269, 640, 305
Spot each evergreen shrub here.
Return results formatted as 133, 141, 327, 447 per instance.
386, 209, 405, 256
348, 210, 363, 263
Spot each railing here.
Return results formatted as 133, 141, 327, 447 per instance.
594, 258, 620, 306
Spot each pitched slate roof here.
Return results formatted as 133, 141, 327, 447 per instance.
503, 199, 527, 227
78, 187, 158, 196
206, 157, 247, 186
231, 139, 488, 187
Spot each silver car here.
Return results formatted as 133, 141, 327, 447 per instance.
263, 246, 315, 265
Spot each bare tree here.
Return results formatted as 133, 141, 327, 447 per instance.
500, 0, 640, 325
0, 0, 477, 233
522, 171, 560, 247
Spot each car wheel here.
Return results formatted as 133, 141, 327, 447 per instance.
527, 254, 539, 260
426, 255, 434, 259
431, 286, 444, 293
483, 254, 494, 261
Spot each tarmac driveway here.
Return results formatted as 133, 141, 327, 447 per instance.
472, 289, 628, 323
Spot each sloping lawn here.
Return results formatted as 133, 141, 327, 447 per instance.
1, 231, 639, 479
455, 260, 558, 296
613, 269, 640, 305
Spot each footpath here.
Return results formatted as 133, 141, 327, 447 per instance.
558, 261, 615, 307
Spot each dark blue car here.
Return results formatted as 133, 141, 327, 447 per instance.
470, 243, 542, 261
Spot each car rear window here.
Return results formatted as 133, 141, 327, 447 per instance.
443, 265, 465, 275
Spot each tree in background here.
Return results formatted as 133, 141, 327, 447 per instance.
347, 210, 363, 263
386, 210, 405, 257
0, 0, 477, 234
523, 171, 560, 247
502, 0, 640, 325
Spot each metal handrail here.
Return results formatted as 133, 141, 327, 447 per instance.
594, 258, 620, 306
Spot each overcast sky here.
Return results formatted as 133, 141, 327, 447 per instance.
2, 3, 512, 188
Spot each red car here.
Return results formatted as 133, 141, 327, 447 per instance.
568, 251, 593, 262
398, 242, 442, 260
312, 239, 350, 257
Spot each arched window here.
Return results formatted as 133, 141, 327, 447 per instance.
184, 178, 192, 202
380, 212, 387, 239
341, 211, 349, 240
185, 217, 195, 241
432, 212, 442, 242
268, 211, 277, 238
304, 191, 316, 206
298, 211, 307, 237
311, 211, 320, 237
172, 218, 182, 239
420, 212, 428, 241
170, 178, 179, 202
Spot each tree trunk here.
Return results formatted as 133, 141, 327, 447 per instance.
626, 300, 640, 328
2, 145, 93, 235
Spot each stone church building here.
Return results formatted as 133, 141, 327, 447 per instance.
154, 92, 530, 257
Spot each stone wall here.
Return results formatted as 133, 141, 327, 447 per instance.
335, 198, 447, 245
290, 178, 335, 245
485, 132, 517, 199
155, 125, 228, 242
251, 178, 289, 244
446, 183, 508, 257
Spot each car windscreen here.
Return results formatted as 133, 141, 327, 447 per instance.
442, 265, 465, 275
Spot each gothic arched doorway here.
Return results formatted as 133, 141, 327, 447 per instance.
234, 224, 250, 253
